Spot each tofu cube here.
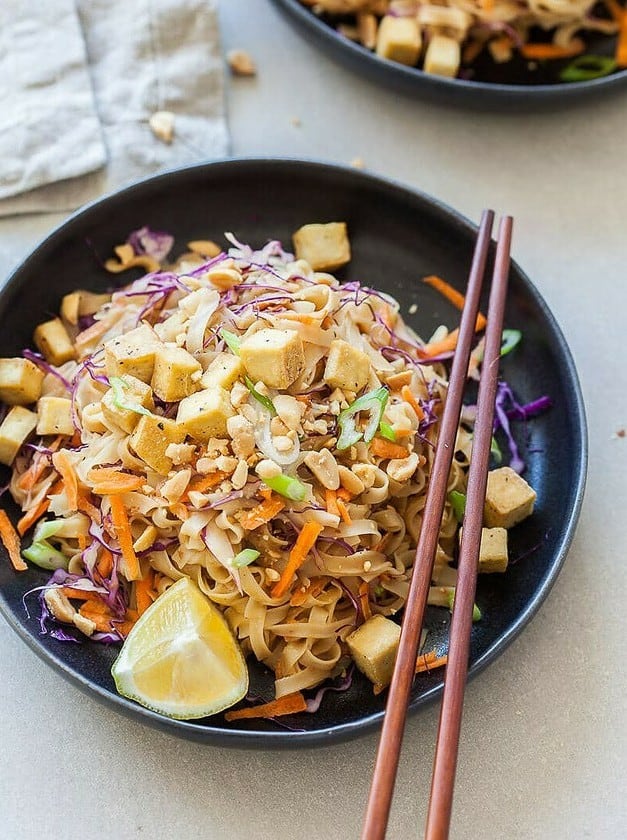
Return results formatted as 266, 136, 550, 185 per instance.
0, 406, 38, 465
36, 397, 74, 436
346, 614, 401, 688
375, 16, 421, 66
176, 387, 234, 441
292, 222, 351, 272
323, 339, 371, 392
101, 374, 155, 433
104, 323, 161, 384
477, 526, 509, 574
33, 318, 76, 366
0, 358, 44, 405
200, 353, 243, 391
423, 35, 460, 78
61, 290, 111, 325
484, 466, 537, 529
154, 309, 189, 343
129, 414, 186, 475
240, 329, 305, 389
151, 346, 202, 402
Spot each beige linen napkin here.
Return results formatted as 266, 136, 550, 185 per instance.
0, 0, 229, 216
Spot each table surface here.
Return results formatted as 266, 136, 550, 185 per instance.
1, 2, 626, 839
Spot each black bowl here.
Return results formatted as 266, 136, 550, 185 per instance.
0, 159, 587, 746
270, 0, 627, 108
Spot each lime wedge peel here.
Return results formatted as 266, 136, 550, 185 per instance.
112, 577, 248, 720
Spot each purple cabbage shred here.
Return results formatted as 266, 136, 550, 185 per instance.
127, 226, 174, 262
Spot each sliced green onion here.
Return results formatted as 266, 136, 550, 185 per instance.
262, 473, 308, 501
110, 377, 152, 417
32, 519, 64, 542
559, 55, 616, 83
447, 588, 482, 622
337, 386, 389, 451
448, 490, 466, 521
374, 584, 386, 599
232, 548, 260, 568
500, 329, 522, 357
490, 436, 503, 464
23, 541, 68, 571
221, 328, 241, 355
378, 421, 397, 442
244, 376, 277, 416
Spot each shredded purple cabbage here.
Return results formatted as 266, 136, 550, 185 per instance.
305, 666, 354, 713
127, 226, 174, 262
493, 382, 552, 474
22, 349, 71, 390
317, 535, 355, 555
202, 490, 245, 510
337, 580, 363, 624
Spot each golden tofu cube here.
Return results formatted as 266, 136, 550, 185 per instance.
33, 318, 76, 366
61, 290, 111, 325
200, 353, 243, 391
154, 309, 189, 343
36, 397, 74, 436
151, 346, 202, 402
0, 406, 38, 465
129, 414, 186, 475
423, 35, 460, 78
176, 387, 234, 441
323, 339, 371, 391
477, 527, 509, 574
346, 614, 401, 688
0, 358, 44, 405
292, 222, 351, 272
484, 466, 537, 529
104, 323, 161, 384
375, 16, 421, 66
101, 374, 155, 434
240, 329, 305, 390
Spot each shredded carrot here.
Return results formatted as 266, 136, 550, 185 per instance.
419, 328, 460, 359
336, 498, 352, 525
336, 487, 352, 502
169, 502, 190, 521
77, 492, 102, 524
184, 471, 227, 497
370, 437, 410, 461
239, 494, 285, 531
415, 652, 448, 674
96, 548, 114, 578
401, 385, 425, 421
423, 275, 487, 331
53, 451, 79, 511
108, 494, 141, 581
358, 581, 372, 621
325, 488, 340, 518
271, 521, 324, 599
87, 468, 144, 495
290, 577, 326, 607
617, 10, 627, 67
224, 691, 307, 721
520, 39, 585, 60
18, 435, 63, 491
79, 604, 114, 632
17, 478, 63, 536
61, 587, 106, 604
0, 510, 27, 571
78, 533, 88, 550
135, 570, 156, 616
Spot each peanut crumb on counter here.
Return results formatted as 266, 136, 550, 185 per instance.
149, 111, 175, 144
227, 49, 256, 76
350, 157, 365, 169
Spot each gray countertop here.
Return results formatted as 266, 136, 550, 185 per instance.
1, 2, 626, 838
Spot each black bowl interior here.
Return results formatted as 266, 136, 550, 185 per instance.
0, 159, 587, 746
270, 0, 627, 107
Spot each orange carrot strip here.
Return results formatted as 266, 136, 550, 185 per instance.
423, 275, 487, 331
87, 468, 144, 495
169, 502, 189, 521
79, 606, 114, 633
53, 451, 79, 511
289, 577, 326, 607
18, 436, 63, 491
617, 10, 627, 67
401, 385, 425, 421
17, 479, 63, 537
325, 488, 340, 518
185, 472, 227, 495
335, 487, 353, 502
224, 692, 307, 721
0, 510, 27, 571
135, 570, 155, 616
370, 438, 410, 461
358, 581, 372, 621
108, 495, 141, 581
96, 548, 114, 578
415, 652, 448, 674
520, 40, 585, 60
61, 587, 106, 603
420, 328, 460, 358
336, 498, 352, 525
239, 495, 285, 531
271, 521, 324, 599
77, 493, 102, 524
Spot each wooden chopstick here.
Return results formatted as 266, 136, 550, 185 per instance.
361, 208, 495, 840
425, 216, 513, 840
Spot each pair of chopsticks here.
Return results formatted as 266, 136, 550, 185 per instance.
362, 210, 513, 840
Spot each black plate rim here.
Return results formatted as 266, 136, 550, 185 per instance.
270, 0, 627, 103
0, 157, 588, 747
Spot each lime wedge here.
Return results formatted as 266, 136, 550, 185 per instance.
112, 577, 248, 719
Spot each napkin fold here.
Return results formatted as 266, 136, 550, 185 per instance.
0, 0, 229, 216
